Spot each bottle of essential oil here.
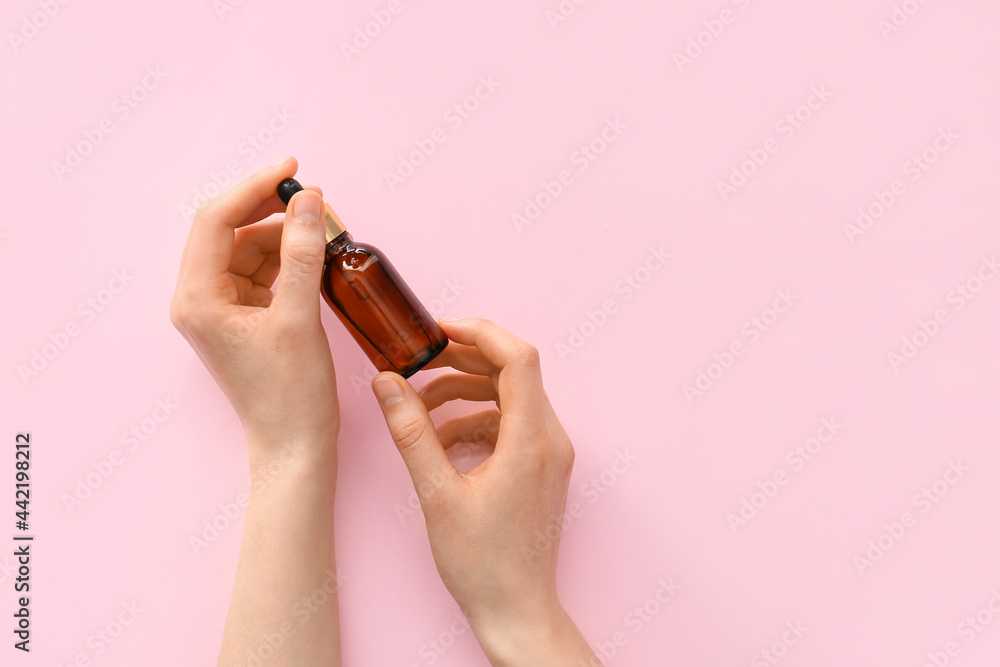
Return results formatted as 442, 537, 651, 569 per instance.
278, 178, 448, 378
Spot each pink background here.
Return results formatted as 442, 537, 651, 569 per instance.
4, 0, 1000, 665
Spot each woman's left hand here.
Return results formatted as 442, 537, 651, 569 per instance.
170, 156, 339, 470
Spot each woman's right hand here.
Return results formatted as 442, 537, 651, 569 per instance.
370, 318, 597, 666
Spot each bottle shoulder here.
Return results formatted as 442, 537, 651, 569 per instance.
346, 240, 382, 255
326, 237, 385, 272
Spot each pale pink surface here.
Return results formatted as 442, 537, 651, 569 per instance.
3, 1, 1000, 665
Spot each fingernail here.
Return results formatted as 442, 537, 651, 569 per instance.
373, 378, 404, 407
271, 155, 292, 168
293, 192, 321, 224
439, 317, 461, 322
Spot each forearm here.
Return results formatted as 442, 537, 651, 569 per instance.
218, 436, 341, 667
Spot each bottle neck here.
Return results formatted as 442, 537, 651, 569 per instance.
323, 203, 348, 243
327, 230, 352, 254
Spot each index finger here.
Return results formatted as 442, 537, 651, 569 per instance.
437, 318, 546, 421
180, 156, 299, 284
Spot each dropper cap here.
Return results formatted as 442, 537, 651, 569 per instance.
277, 177, 348, 243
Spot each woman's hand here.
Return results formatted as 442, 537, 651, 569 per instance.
371, 318, 597, 666
172, 158, 343, 666
170, 156, 339, 470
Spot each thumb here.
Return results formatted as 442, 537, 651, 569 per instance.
372, 372, 455, 497
274, 190, 326, 317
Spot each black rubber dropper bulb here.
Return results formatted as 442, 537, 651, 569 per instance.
276, 178, 348, 243
277, 178, 304, 205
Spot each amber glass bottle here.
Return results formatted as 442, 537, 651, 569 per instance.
277, 178, 448, 378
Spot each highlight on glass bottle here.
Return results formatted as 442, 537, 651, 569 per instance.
277, 178, 448, 378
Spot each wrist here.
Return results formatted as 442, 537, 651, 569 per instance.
245, 428, 338, 491
469, 600, 596, 667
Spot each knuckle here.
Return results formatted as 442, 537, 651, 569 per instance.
170, 293, 226, 340
233, 225, 252, 242
193, 199, 215, 222
513, 343, 541, 367
392, 414, 427, 451
168, 298, 185, 331
417, 377, 442, 402
250, 290, 274, 308
169, 295, 198, 333
283, 243, 325, 272
560, 438, 576, 471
